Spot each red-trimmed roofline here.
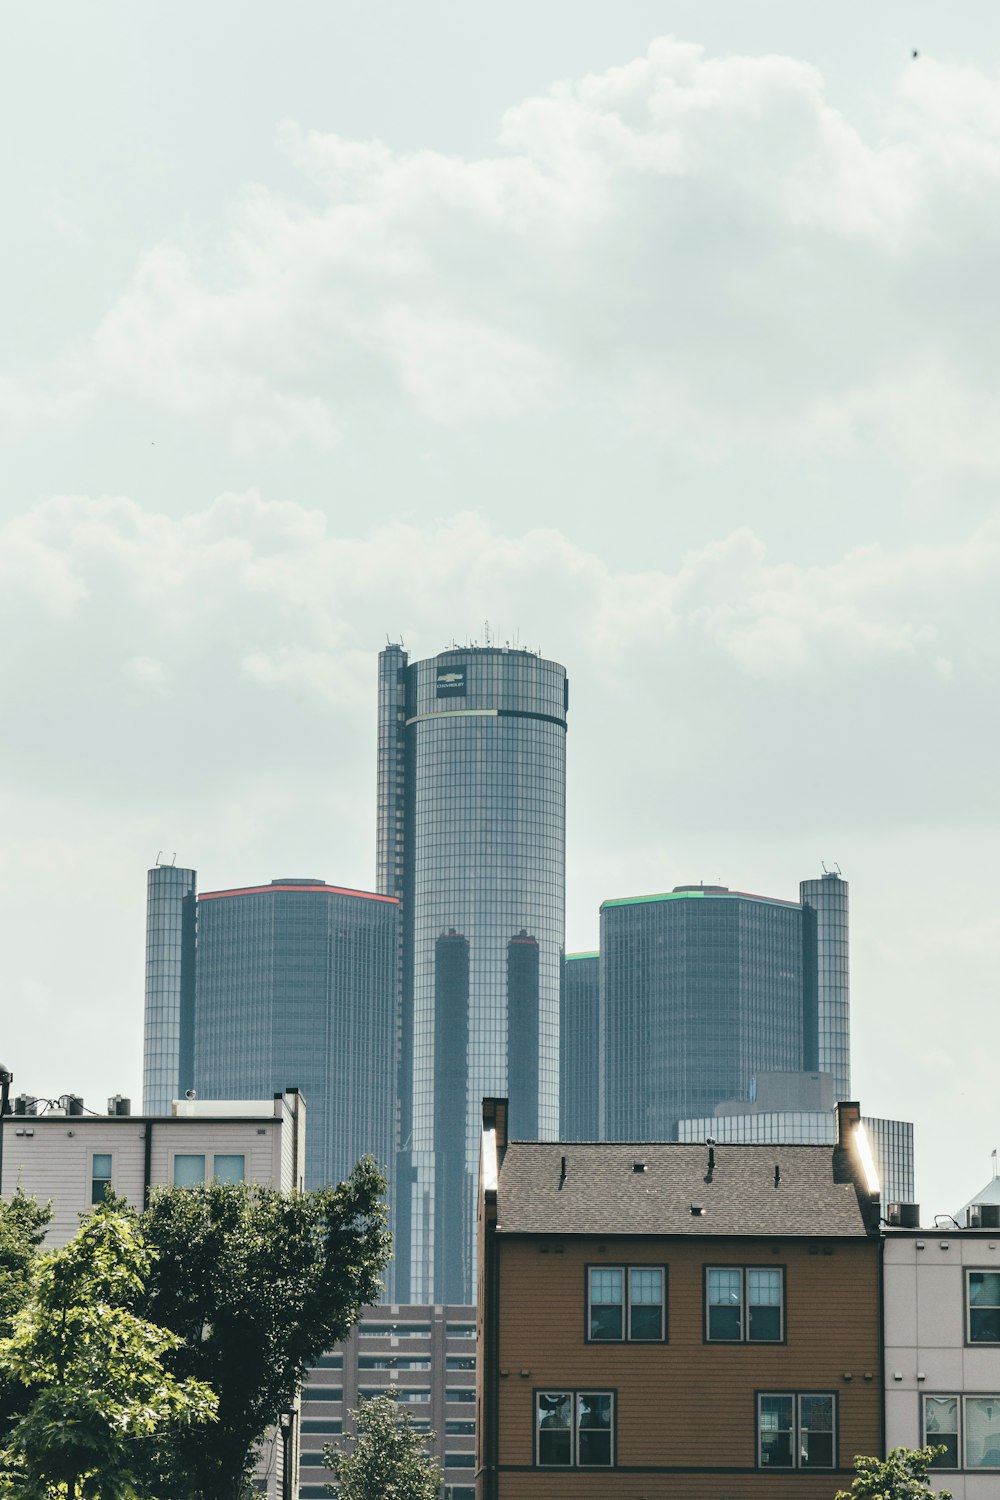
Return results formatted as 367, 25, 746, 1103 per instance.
199, 884, 398, 904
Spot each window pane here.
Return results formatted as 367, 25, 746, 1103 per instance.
708, 1268, 742, 1340
925, 1397, 959, 1469
92, 1154, 112, 1176
537, 1392, 572, 1466
969, 1273, 1000, 1342
213, 1153, 244, 1184
759, 1395, 793, 1469
589, 1268, 624, 1340
173, 1154, 205, 1187
629, 1268, 663, 1340
577, 1393, 613, 1467
799, 1396, 834, 1469
965, 1397, 1000, 1469
748, 1270, 782, 1342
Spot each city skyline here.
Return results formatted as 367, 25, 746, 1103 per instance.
4, 5, 1000, 1226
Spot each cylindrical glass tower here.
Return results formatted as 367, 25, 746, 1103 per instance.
142, 863, 198, 1115
800, 871, 850, 1100
379, 644, 567, 1302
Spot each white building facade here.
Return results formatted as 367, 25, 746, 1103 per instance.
0, 1090, 305, 1498
884, 1188, 1000, 1496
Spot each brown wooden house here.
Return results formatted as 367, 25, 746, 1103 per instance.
477, 1097, 882, 1499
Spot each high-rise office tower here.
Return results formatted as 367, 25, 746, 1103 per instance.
142, 868, 399, 1193
559, 952, 599, 1141
800, 870, 850, 1100
601, 885, 806, 1140
192, 878, 398, 1191
143, 863, 198, 1115
378, 643, 567, 1303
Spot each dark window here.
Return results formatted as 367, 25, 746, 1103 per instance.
536, 1390, 614, 1468
588, 1266, 665, 1341
968, 1272, 1000, 1343
707, 1266, 783, 1342
758, 1393, 834, 1470
91, 1153, 112, 1205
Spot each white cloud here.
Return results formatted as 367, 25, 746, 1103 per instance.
6, 37, 1000, 489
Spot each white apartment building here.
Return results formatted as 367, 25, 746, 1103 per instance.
0, 1090, 305, 1245
884, 1178, 1000, 1497
0, 1089, 306, 1497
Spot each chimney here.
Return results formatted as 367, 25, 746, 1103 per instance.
482, 1097, 509, 1153
836, 1100, 861, 1148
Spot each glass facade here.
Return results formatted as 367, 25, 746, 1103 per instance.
142, 863, 197, 1114
560, 953, 599, 1141
800, 872, 851, 1100
601, 887, 804, 1139
379, 645, 567, 1303
192, 879, 398, 1191
677, 1110, 915, 1206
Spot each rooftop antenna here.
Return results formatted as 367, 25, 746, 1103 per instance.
993, 1147, 998, 1180
171, 853, 176, 866
821, 861, 828, 874
483, 620, 491, 647
833, 862, 842, 875
155, 850, 163, 865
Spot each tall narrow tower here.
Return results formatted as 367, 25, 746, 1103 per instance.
800, 870, 850, 1100
378, 643, 568, 1302
142, 862, 198, 1114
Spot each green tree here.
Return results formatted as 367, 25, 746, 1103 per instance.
835, 1445, 953, 1500
324, 1395, 442, 1500
0, 1201, 217, 1500
0, 1189, 51, 1338
136, 1159, 391, 1500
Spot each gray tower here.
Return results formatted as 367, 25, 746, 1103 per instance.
142, 863, 197, 1115
600, 886, 805, 1140
192, 878, 398, 1191
560, 952, 599, 1141
799, 870, 850, 1100
378, 643, 568, 1302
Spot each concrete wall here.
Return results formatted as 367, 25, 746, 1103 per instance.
885, 1230, 1000, 1498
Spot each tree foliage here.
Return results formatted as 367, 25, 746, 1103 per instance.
0, 1189, 51, 1339
0, 1201, 217, 1500
835, 1445, 953, 1500
135, 1159, 391, 1500
324, 1395, 442, 1500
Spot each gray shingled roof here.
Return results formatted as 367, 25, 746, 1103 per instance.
495, 1142, 869, 1238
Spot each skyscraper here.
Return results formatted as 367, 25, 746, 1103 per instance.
142, 869, 399, 1193
378, 643, 567, 1303
601, 885, 806, 1140
800, 870, 850, 1099
559, 952, 599, 1141
192, 878, 398, 1191
143, 863, 197, 1115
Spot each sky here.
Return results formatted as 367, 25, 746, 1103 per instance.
2, 1, 999, 1219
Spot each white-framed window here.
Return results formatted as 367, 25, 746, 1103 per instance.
91, 1152, 113, 1205
173, 1153, 205, 1187
706, 1265, 783, 1342
587, 1265, 666, 1341
757, 1393, 835, 1470
924, 1394, 1000, 1470
967, 1271, 1000, 1344
536, 1390, 614, 1468
213, 1153, 245, 1184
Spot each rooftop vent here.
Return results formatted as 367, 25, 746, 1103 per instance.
107, 1095, 131, 1117
968, 1204, 1000, 1230
690, 1203, 705, 1217
632, 1160, 646, 1174
13, 1095, 37, 1117
887, 1202, 921, 1229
